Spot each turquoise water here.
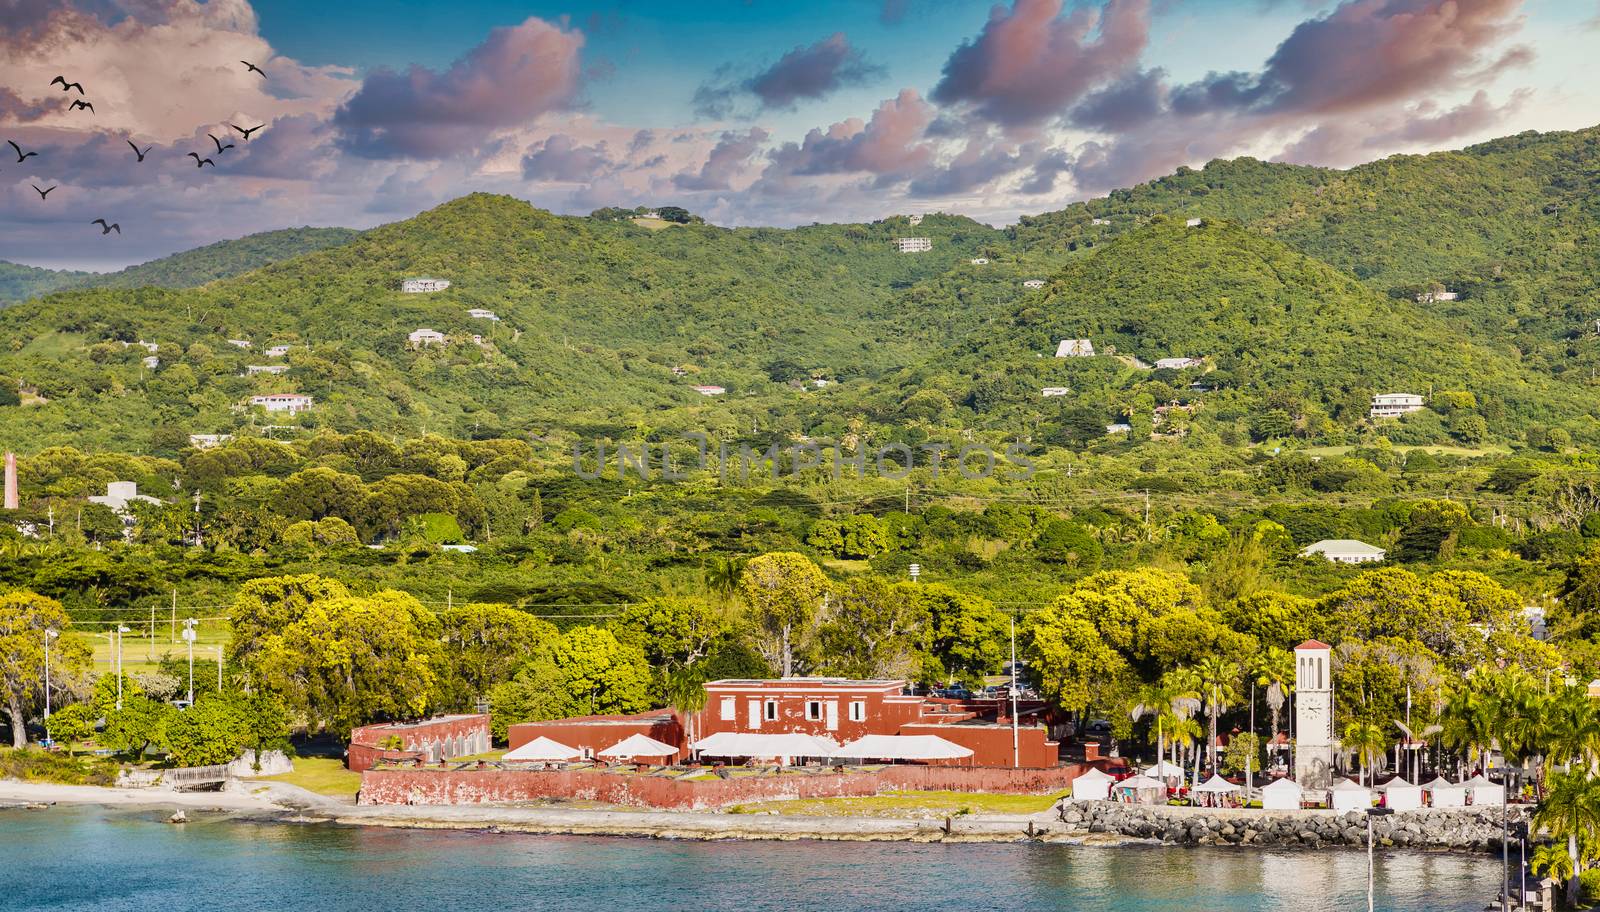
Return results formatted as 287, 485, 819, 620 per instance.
8, 807, 1503, 911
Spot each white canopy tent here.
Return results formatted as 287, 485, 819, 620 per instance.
1463, 774, 1505, 807
1071, 767, 1116, 801
830, 734, 973, 762
1378, 776, 1423, 812
503, 736, 582, 762
1423, 776, 1467, 808
1144, 760, 1185, 784
1115, 774, 1166, 805
1193, 775, 1242, 808
1329, 778, 1373, 812
1260, 778, 1303, 811
690, 731, 839, 761
599, 733, 679, 761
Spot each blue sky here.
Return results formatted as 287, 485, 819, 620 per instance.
1, 0, 1595, 269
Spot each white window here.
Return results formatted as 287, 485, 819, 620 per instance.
848, 701, 866, 722
720, 697, 735, 721
764, 699, 777, 721
748, 699, 762, 730
805, 700, 823, 721
825, 701, 839, 731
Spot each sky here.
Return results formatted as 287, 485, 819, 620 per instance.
1, 0, 1596, 270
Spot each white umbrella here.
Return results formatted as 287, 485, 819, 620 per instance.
831, 734, 973, 761
599, 733, 678, 760
502, 736, 581, 761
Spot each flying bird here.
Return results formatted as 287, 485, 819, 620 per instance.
207, 133, 234, 153
241, 60, 265, 77
186, 152, 215, 168
69, 99, 94, 114
91, 219, 121, 235
32, 184, 56, 200
7, 141, 37, 163
50, 76, 84, 95
230, 123, 264, 140
127, 140, 151, 162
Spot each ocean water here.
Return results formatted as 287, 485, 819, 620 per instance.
7, 807, 1505, 911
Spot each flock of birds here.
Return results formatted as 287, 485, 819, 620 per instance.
6, 62, 271, 238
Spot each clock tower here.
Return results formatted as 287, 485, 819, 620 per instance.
1293, 640, 1334, 789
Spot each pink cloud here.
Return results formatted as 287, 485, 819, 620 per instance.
674, 127, 769, 191
767, 89, 936, 179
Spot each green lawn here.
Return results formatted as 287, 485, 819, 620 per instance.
1299, 443, 1511, 459
258, 756, 362, 799
74, 621, 231, 676
729, 788, 1069, 818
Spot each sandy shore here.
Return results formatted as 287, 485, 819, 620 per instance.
0, 777, 1129, 844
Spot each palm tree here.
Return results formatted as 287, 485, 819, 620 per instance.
1194, 657, 1241, 782
1252, 648, 1293, 771
1484, 667, 1546, 797
663, 668, 709, 756
1394, 720, 1442, 782
1343, 721, 1387, 786
1541, 686, 1600, 778
1134, 673, 1201, 777
1534, 770, 1600, 906
1441, 684, 1493, 778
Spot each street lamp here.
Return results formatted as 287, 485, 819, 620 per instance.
908, 563, 921, 582
181, 618, 197, 704
1366, 806, 1395, 912
43, 628, 58, 742
115, 625, 130, 710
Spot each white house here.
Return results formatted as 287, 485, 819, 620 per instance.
408, 328, 447, 348
466, 308, 500, 322
690, 384, 726, 396
1301, 539, 1386, 564
244, 364, 289, 376
1041, 387, 1071, 398
1023, 279, 1046, 289
249, 393, 314, 415
89, 481, 163, 515
1415, 289, 1460, 304
1260, 778, 1304, 811
1154, 357, 1204, 370
1091, 218, 1110, 226
226, 339, 252, 349
188, 434, 232, 450
130, 340, 158, 353
1055, 338, 1095, 358
1106, 423, 1132, 434
141, 356, 159, 370
970, 257, 990, 265
1371, 393, 1425, 418
893, 237, 933, 253
1185, 217, 1204, 227
401, 277, 451, 293
264, 345, 291, 358
907, 214, 924, 226
1523, 605, 1548, 641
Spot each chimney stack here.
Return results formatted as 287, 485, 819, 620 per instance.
3, 452, 15, 510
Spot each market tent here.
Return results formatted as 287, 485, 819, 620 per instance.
1329, 778, 1373, 812
1463, 774, 1505, 807
1378, 776, 1423, 812
1071, 767, 1116, 801
1423, 776, 1467, 808
831, 734, 973, 761
503, 736, 581, 762
1260, 778, 1303, 811
1115, 774, 1166, 805
690, 731, 839, 760
599, 733, 679, 761
1144, 761, 1185, 783
1192, 774, 1242, 808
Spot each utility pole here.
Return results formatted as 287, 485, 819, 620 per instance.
182, 618, 197, 704
171, 589, 177, 643
1009, 616, 1019, 768
216, 645, 223, 693
43, 629, 57, 740
148, 606, 155, 661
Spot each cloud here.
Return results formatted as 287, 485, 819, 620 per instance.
520, 134, 615, 181
765, 89, 935, 180
1277, 88, 1532, 163
693, 33, 882, 118
1070, 68, 1167, 133
1019, 146, 1073, 194
335, 16, 585, 159
674, 127, 769, 191
931, 0, 1150, 128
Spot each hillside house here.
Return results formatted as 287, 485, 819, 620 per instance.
1370, 392, 1425, 418
1185, 218, 1204, 227
1154, 357, 1203, 370
244, 364, 289, 376
1106, 423, 1132, 434
894, 237, 933, 253
970, 257, 990, 265
264, 345, 291, 358
141, 356, 159, 369
466, 308, 500, 322
401, 277, 451, 293
1023, 279, 1046, 289
907, 214, 924, 226
1041, 387, 1071, 398
226, 339, 252, 349
131, 340, 158, 353
671, 366, 688, 377
1301, 539, 1386, 564
1092, 218, 1110, 226
691, 385, 726, 396
1415, 289, 1460, 303
188, 434, 232, 450
408, 328, 447, 348
249, 393, 314, 415
1055, 339, 1095, 358
89, 481, 163, 515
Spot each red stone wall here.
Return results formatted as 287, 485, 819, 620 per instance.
348, 715, 491, 772
897, 722, 1059, 768
358, 763, 1086, 810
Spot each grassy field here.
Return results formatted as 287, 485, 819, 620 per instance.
72, 619, 231, 676
1299, 443, 1513, 458
629, 217, 681, 231
728, 788, 1069, 818
258, 756, 362, 799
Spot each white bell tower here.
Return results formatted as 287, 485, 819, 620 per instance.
1293, 640, 1334, 789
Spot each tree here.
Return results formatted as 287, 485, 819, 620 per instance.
1032, 519, 1102, 568
436, 604, 558, 711
47, 703, 96, 751
1195, 656, 1241, 780
910, 584, 1007, 686
1252, 647, 1294, 744
227, 574, 350, 685
1535, 770, 1600, 907
488, 626, 651, 736
101, 695, 176, 758
165, 694, 252, 766
1343, 720, 1386, 786
612, 598, 725, 674
814, 578, 928, 680
1, 591, 90, 747
738, 552, 828, 677
1395, 499, 1471, 561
